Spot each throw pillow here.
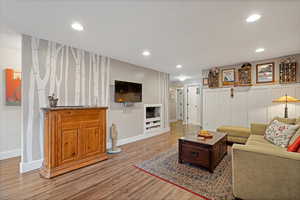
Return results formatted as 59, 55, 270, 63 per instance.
265, 120, 300, 148
287, 136, 300, 152
288, 128, 300, 146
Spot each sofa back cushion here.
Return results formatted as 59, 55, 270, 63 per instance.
296, 117, 300, 125
265, 120, 300, 148
270, 117, 296, 125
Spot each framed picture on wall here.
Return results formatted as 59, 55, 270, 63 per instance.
5, 68, 21, 106
222, 68, 235, 86
203, 78, 208, 86
256, 62, 275, 84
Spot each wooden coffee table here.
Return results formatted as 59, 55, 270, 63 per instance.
178, 131, 227, 172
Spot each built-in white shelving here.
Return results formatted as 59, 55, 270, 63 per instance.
144, 104, 162, 133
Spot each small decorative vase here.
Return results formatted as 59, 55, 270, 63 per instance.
108, 123, 122, 154
48, 94, 59, 108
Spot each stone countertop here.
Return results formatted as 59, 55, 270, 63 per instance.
41, 106, 108, 111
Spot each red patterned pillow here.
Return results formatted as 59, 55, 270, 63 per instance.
265, 120, 300, 148
287, 136, 300, 152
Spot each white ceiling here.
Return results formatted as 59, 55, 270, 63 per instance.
2, 0, 300, 81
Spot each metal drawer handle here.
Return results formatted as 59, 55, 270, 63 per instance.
191, 151, 199, 157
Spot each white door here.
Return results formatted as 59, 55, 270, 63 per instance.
187, 86, 201, 125
176, 89, 184, 120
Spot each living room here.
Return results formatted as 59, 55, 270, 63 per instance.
0, 1, 300, 200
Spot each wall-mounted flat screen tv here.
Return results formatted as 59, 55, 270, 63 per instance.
115, 80, 142, 103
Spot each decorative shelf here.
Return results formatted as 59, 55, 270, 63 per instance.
279, 60, 297, 84
144, 104, 162, 133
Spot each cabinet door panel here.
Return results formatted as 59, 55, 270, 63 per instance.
85, 127, 100, 155
80, 120, 104, 157
60, 129, 78, 164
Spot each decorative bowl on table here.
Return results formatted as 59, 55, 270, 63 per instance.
198, 130, 213, 139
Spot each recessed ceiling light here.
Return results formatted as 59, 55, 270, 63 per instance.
71, 22, 84, 31
256, 48, 265, 53
176, 64, 183, 69
177, 75, 190, 82
246, 14, 261, 23
142, 50, 151, 56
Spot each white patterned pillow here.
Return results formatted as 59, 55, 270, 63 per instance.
264, 120, 300, 148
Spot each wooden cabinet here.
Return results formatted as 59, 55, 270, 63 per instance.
40, 107, 108, 178
178, 132, 227, 173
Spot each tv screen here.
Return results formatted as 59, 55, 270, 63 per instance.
115, 80, 142, 103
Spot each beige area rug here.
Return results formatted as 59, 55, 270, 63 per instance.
134, 147, 233, 200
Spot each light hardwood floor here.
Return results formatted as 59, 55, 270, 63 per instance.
0, 121, 201, 200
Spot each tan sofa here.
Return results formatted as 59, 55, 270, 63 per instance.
217, 126, 250, 144
232, 119, 300, 200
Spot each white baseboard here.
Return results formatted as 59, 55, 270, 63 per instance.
192, 122, 201, 126
0, 149, 21, 160
107, 127, 170, 149
20, 159, 43, 173
20, 128, 170, 173
169, 119, 177, 123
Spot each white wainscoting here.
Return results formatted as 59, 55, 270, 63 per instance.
203, 83, 300, 130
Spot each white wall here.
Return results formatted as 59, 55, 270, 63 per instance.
109, 59, 169, 140
0, 23, 22, 160
169, 87, 177, 122
203, 84, 300, 130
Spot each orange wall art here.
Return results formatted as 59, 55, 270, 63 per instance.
5, 68, 21, 106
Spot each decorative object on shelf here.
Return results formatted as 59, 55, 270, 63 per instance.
279, 57, 297, 84
222, 68, 235, 86
203, 78, 209, 86
5, 68, 21, 106
108, 123, 122, 154
208, 68, 220, 88
238, 63, 252, 86
48, 93, 58, 107
272, 94, 299, 118
256, 62, 275, 84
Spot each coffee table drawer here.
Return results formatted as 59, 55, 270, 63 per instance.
180, 144, 209, 167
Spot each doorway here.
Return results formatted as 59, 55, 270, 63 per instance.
176, 88, 184, 121
186, 85, 201, 125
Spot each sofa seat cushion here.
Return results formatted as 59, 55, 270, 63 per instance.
227, 135, 248, 144
246, 135, 286, 151
217, 126, 250, 138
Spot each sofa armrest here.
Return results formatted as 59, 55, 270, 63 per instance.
250, 123, 267, 135
232, 144, 300, 200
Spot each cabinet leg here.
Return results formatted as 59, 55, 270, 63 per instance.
178, 156, 183, 164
